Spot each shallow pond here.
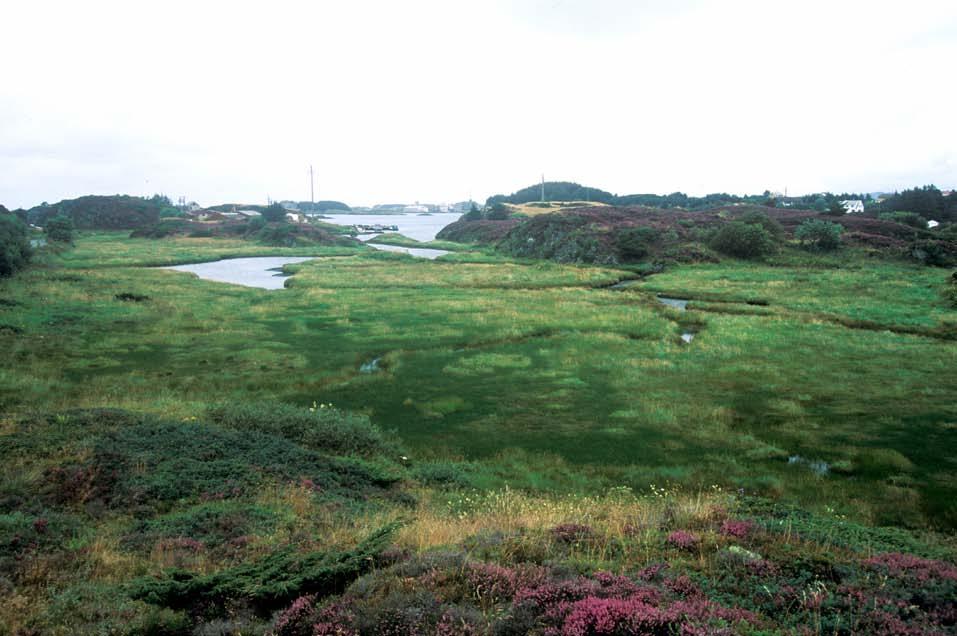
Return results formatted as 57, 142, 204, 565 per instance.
366, 243, 450, 260
657, 296, 689, 310
161, 256, 316, 290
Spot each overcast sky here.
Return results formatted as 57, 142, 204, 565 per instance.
2, 0, 955, 209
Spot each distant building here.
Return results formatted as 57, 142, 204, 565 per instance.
279, 200, 300, 211
286, 212, 305, 223
186, 209, 225, 222
928, 220, 940, 229
235, 210, 262, 218
841, 200, 865, 214
403, 204, 429, 213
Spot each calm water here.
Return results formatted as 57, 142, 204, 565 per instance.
366, 243, 449, 259
320, 212, 461, 242
161, 257, 316, 290
657, 296, 689, 310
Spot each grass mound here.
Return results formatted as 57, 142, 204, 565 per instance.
207, 400, 399, 458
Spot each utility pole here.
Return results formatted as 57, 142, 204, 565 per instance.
310, 165, 315, 205
540, 174, 545, 202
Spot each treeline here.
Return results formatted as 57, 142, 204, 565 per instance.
873, 186, 956, 222
23, 195, 171, 230
486, 182, 876, 212
295, 200, 351, 212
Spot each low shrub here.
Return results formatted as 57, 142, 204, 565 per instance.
42, 418, 400, 509
666, 530, 699, 551
879, 210, 927, 229
616, 226, 660, 262
207, 401, 398, 457
737, 210, 785, 239
708, 222, 777, 259
122, 501, 278, 553
131, 523, 400, 615
795, 219, 844, 251
0, 213, 32, 277
909, 239, 957, 266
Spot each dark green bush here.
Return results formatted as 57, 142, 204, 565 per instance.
261, 204, 288, 223
122, 501, 279, 552
44, 214, 75, 243
796, 219, 844, 251
909, 239, 957, 267
207, 401, 397, 457
130, 523, 400, 614
41, 418, 400, 509
0, 213, 32, 277
708, 222, 777, 259
486, 203, 511, 220
737, 211, 784, 239
616, 226, 660, 261
879, 211, 927, 229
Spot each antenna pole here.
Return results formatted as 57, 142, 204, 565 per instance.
541, 174, 545, 202
310, 165, 315, 205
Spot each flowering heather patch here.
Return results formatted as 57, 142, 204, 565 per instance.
515, 577, 602, 609
309, 601, 358, 636
593, 571, 653, 600
465, 561, 548, 606
272, 594, 315, 636
719, 519, 754, 539
863, 552, 957, 582
434, 606, 483, 636
550, 523, 595, 544
665, 574, 702, 599
555, 596, 672, 636
542, 594, 759, 636
637, 562, 669, 581
666, 530, 699, 550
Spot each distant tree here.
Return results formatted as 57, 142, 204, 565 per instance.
796, 219, 844, 251
876, 185, 951, 222
709, 222, 777, 260
261, 203, 288, 223
462, 207, 483, 222
825, 200, 847, 216
44, 214, 75, 243
486, 202, 510, 220
0, 213, 32, 277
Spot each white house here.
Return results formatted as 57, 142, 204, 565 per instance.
928, 220, 940, 229
841, 200, 865, 214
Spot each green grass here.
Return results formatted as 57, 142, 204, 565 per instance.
49, 231, 367, 267
2, 234, 957, 532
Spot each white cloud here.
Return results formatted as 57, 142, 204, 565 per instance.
1, 0, 955, 208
